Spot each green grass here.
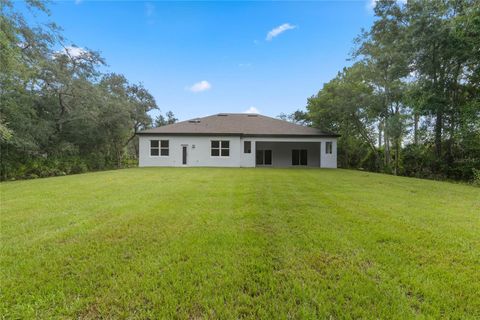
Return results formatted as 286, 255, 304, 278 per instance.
1, 168, 479, 319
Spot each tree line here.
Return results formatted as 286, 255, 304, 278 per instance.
2, 0, 478, 182
0, 1, 175, 180
288, 0, 479, 182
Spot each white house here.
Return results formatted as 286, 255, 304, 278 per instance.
137, 113, 339, 168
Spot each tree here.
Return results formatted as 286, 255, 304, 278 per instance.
277, 110, 310, 125
405, 0, 479, 168
303, 0, 479, 180
154, 111, 178, 127
307, 63, 381, 169
354, 0, 410, 173
0, 0, 161, 179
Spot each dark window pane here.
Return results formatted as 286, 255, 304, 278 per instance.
151, 148, 159, 156
300, 149, 308, 165
256, 150, 264, 165
244, 141, 251, 153
326, 142, 332, 154
292, 150, 299, 165
221, 149, 229, 157
150, 140, 159, 148
221, 140, 229, 148
211, 149, 220, 156
211, 140, 219, 148
264, 150, 272, 165
161, 140, 169, 148
160, 149, 169, 156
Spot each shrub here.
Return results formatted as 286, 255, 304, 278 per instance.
473, 168, 480, 187
360, 149, 381, 172
71, 162, 88, 174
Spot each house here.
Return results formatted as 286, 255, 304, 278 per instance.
137, 113, 339, 168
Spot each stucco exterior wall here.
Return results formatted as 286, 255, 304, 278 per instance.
320, 139, 337, 168
138, 135, 337, 168
239, 138, 256, 167
139, 135, 242, 167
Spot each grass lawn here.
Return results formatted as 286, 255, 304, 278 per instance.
1, 168, 479, 319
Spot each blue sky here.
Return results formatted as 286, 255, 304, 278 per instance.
30, 1, 375, 120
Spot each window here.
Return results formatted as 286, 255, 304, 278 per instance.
160, 140, 169, 156
256, 150, 272, 165
150, 140, 169, 156
211, 140, 229, 157
325, 141, 333, 154
150, 140, 159, 156
244, 141, 251, 154
292, 149, 308, 166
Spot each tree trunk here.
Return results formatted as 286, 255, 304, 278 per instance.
435, 110, 442, 157
117, 145, 122, 168
352, 113, 379, 169
394, 139, 400, 176
414, 113, 419, 145
384, 130, 390, 169
378, 121, 383, 148
132, 138, 139, 159
344, 123, 350, 167
446, 110, 455, 166
432, 42, 442, 159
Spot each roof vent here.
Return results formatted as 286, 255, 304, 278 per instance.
247, 114, 258, 117
217, 113, 228, 116
188, 119, 201, 123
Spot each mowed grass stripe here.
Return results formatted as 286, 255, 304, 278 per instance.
1, 168, 479, 318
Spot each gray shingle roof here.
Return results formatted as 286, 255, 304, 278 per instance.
138, 113, 339, 137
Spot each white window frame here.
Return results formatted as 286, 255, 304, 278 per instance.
150, 139, 169, 157
325, 141, 333, 154
210, 140, 230, 158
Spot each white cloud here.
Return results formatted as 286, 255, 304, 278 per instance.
366, 0, 376, 11
63, 46, 87, 58
243, 107, 260, 114
187, 80, 212, 93
145, 3, 155, 17
54, 46, 89, 60
145, 3, 156, 24
366, 0, 406, 12
266, 23, 297, 41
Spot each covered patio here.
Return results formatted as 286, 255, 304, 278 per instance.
255, 141, 322, 167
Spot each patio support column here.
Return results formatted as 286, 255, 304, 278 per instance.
319, 142, 322, 167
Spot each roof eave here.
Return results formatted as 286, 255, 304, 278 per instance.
136, 131, 340, 138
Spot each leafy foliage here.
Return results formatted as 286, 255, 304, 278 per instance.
154, 110, 178, 127
472, 168, 480, 186
302, 0, 480, 181
0, 1, 162, 180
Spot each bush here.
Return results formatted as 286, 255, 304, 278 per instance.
121, 153, 138, 168
360, 149, 381, 172
0, 155, 94, 181
473, 168, 480, 187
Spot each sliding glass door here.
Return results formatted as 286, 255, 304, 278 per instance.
256, 150, 272, 165
292, 149, 307, 166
